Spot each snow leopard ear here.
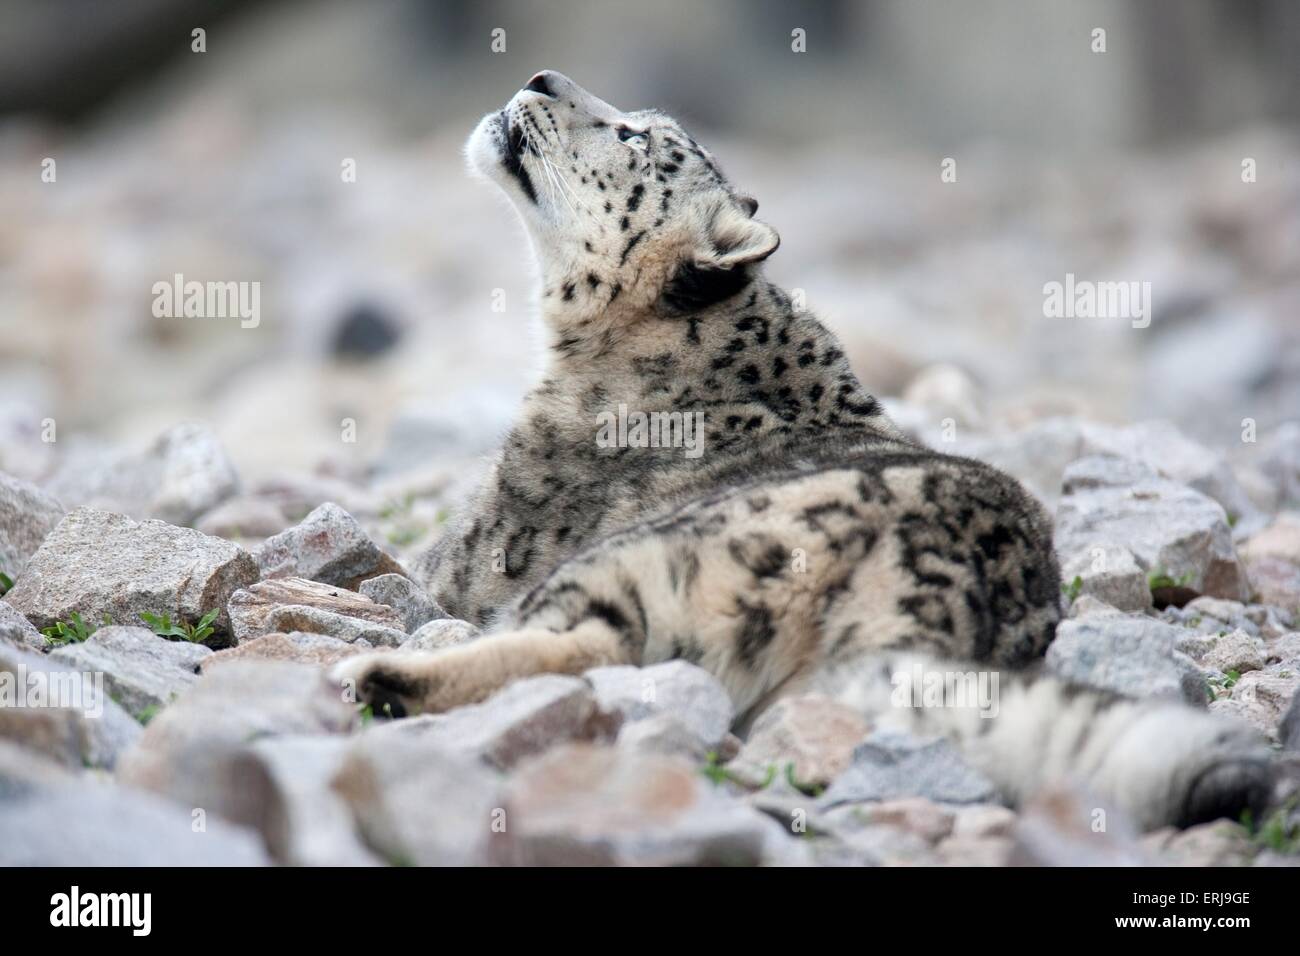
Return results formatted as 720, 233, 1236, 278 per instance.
736, 194, 759, 216
701, 200, 779, 270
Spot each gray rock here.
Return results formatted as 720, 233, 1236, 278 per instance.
1055, 458, 1250, 603
1142, 820, 1256, 867
227, 577, 405, 646
45, 423, 239, 527
1248, 421, 1300, 510
492, 743, 796, 866
359, 573, 447, 632
1208, 664, 1300, 741
333, 730, 504, 866
47, 626, 210, 719
0, 471, 63, 581
117, 660, 357, 809
0, 600, 45, 652
1239, 514, 1300, 610
1046, 614, 1207, 704
1280, 689, 1300, 752
0, 738, 77, 801
0, 642, 142, 768
727, 694, 869, 788
616, 712, 715, 760
3, 508, 258, 644
366, 673, 620, 770
1010, 786, 1148, 865
1059, 545, 1152, 612
255, 502, 407, 590
0, 785, 271, 866
818, 730, 998, 808
405, 617, 481, 649
584, 661, 734, 752
1177, 627, 1266, 675
194, 495, 292, 541
201, 630, 378, 672
205, 735, 381, 866
1077, 420, 1262, 533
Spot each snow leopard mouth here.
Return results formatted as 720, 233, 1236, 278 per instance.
498, 110, 538, 205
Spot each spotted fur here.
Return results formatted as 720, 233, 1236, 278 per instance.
337, 72, 1272, 832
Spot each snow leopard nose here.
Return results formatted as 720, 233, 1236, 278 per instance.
522, 72, 622, 124
523, 71, 556, 98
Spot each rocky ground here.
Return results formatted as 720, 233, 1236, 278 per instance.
1, 22, 1298, 864
2, 411, 1299, 866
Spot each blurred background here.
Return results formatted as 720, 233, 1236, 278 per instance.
0, 0, 1297, 553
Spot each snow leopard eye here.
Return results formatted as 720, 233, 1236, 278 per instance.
618, 128, 649, 150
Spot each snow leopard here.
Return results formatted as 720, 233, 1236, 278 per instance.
336, 71, 1274, 832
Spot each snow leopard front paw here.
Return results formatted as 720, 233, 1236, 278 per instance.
331, 651, 447, 719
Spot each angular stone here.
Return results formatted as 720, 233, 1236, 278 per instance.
202, 631, 380, 672
818, 730, 997, 808
209, 735, 381, 866
952, 803, 1018, 839
332, 731, 504, 866
1208, 666, 1300, 741
0, 600, 45, 653
359, 573, 446, 632
1046, 614, 1207, 704
1142, 820, 1255, 867
366, 674, 619, 770
1280, 689, 1300, 752
1078, 421, 1261, 531
1059, 545, 1152, 613
935, 834, 1013, 866
1055, 458, 1250, 603
3, 508, 257, 644
617, 712, 714, 760
117, 660, 357, 809
1240, 514, 1300, 609
0, 738, 76, 800
728, 694, 868, 788
812, 807, 938, 866
0, 471, 63, 581
255, 502, 407, 590
1010, 786, 1147, 865
0, 643, 142, 769
45, 423, 239, 527
492, 743, 794, 866
585, 661, 733, 752
405, 617, 481, 649
227, 577, 405, 646
47, 626, 210, 719
0, 785, 271, 866
194, 495, 292, 541
1178, 627, 1266, 676
847, 797, 956, 843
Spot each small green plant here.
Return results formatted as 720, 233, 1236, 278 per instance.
700, 751, 776, 789
783, 762, 825, 797
1206, 669, 1242, 699
0, 570, 12, 597
1060, 575, 1083, 603
1148, 568, 1194, 591
1241, 804, 1300, 854
140, 609, 219, 643
42, 612, 106, 646
136, 703, 161, 726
